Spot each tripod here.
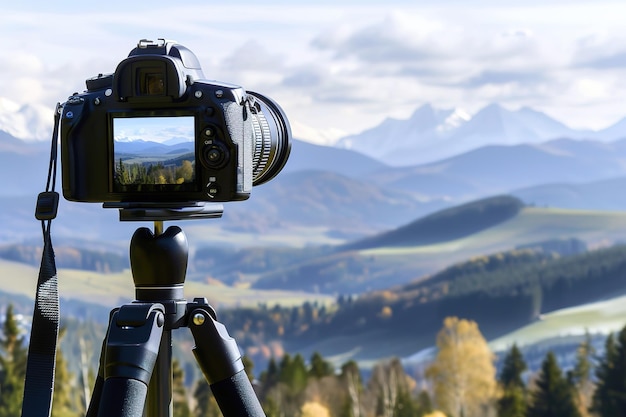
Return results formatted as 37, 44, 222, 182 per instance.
85, 222, 266, 417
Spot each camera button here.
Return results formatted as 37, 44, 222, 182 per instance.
206, 182, 219, 198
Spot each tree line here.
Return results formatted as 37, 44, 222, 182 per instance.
3, 303, 626, 416
115, 157, 194, 186
293, 244, 626, 359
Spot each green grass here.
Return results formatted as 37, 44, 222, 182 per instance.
359, 207, 626, 276
490, 293, 626, 351
184, 223, 346, 248
0, 258, 333, 309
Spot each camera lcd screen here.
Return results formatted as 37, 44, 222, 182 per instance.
112, 116, 196, 191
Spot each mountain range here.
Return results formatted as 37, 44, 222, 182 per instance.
5, 100, 626, 370
114, 140, 194, 155
7, 136, 626, 247
0, 98, 54, 141
5, 101, 626, 248
336, 103, 626, 166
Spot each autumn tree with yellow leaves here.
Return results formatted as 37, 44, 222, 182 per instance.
426, 316, 498, 417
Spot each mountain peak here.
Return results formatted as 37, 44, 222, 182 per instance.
0, 97, 54, 141
408, 103, 457, 130
482, 102, 506, 112
474, 103, 509, 118
335, 102, 594, 166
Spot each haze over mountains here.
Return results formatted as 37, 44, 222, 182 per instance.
5, 100, 626, 368
336, 103, 626, 166
3, 101, 626, 246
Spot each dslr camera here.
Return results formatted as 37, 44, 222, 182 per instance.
60, 39, 291, 205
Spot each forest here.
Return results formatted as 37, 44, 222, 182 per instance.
115, 157, 194, 186
2, 304, 626, 417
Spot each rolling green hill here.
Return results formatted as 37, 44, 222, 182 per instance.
0, 258, 333, 312
252, 199, 626, 294
7, 195, 626, 300
5, 195, 626, 373
342, 195, 524, 250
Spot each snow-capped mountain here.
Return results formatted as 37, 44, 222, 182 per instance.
5, 94, 626, 168
336, 104, 471, 164
0, 98, 54, 141
335, 103, 614, 166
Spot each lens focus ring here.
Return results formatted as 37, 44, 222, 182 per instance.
251, 111, 272, 181
246, 91, 292, 186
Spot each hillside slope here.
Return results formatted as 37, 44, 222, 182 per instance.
342, 195, 524, 250
285, 244, 626, 362
252, 200, 626, 294
366, 138, 626, 199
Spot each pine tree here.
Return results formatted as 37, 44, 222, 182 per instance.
270, 353, 308, 415
259, 356, 279, 400
173, 360, 191, 417
193, 380, 221, 417
569, 332, 595, 417
242, 355, 255, 382
394, 389, 420, 417
0, 304, 27, 417
309, 352, 334, 379
591, 328, 626, 416
499, 344, 526, 388
527, 351, 581, 417
51, 328, 82, 417
279, 353, 308, 394
497, 344, 527, 417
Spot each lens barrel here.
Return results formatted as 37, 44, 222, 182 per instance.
247, 91, 292, 186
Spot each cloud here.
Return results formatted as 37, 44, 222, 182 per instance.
282, 67, 324, 88
573, 33, 626, 69
460, 70, 547, 88
220, 41, 286, 73
583, 52, 626, 69
310, 11, 549, 87
312, 12, 447, 64
3, 0, 626, 139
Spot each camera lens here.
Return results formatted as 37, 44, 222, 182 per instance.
247, 91, 292, 186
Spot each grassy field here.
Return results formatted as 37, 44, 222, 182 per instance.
359, 207, 626, 277
184, 223, 346, 249
490, 293, 626, 352
0, 258, 333, 310
5, 206, 626, 324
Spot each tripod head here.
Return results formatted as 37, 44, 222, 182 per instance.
131, 224, 188, 302
85, 221, 266, 417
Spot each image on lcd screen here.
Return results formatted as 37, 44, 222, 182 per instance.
113, 116, 195, 188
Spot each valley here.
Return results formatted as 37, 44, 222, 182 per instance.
4, 195, 626, 373
3, 104, 626, 384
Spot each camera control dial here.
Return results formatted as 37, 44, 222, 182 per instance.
200, 126, 229, 170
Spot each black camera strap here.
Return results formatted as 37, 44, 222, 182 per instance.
21, 103, 62, 417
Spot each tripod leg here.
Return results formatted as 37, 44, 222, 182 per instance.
188, 300, 266, 417
146, 330, 174, 417
95, 303, 165, 417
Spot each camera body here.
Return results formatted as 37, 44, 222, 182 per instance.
61, 39, 290, 204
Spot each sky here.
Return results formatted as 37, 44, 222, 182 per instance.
3, 0, 626, 143
113, 117, 195, 144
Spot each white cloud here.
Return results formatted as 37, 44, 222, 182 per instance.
3, 1, 626, 139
